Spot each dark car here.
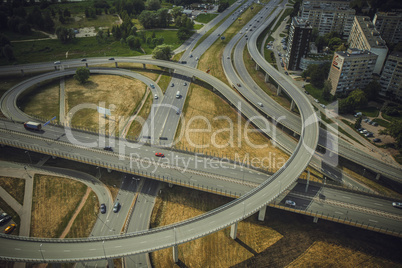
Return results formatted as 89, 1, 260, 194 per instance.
373, 138, 381, 142
113, 202, 120, 213
100, 203, 106, 214
0, 215, 11, 226
81, 58, 87, 62
285, 71, 289, 75
109, 57, 115, 60
104, 146, 113, 152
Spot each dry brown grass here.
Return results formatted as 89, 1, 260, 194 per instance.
151, 185, 402, 267
0, 177, 25, 205
19, 79, 60, 121
30, 174, 87, 238
287, 241, 396, 267
150, 186, 282, 267
176, 83, 289, 172
126, 92, 153, 139
65, 74, 146, 132
65, 190, 98, 238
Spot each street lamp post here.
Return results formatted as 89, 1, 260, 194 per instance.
25, 150, 32, 165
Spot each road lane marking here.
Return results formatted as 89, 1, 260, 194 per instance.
341, 196, 351, 199
335, 212, 343, 214
15, 248, 21, 251
369, 219, 378, 223
374, 203, 383, 206
140, 241, 147, 244
63, 250, 71, 252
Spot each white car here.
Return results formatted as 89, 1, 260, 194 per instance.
285, 200, 296, 207
314, 99, 319, 103
258, 102, 263, 107
154, 94, 158, 99
320, 104, 326, 108
392, 202, 402, 209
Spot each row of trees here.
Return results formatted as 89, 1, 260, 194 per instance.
338, 81, 380, 114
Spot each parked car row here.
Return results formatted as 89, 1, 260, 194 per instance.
0, 212, 15, 234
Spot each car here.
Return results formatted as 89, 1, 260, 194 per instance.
0, 212, 7, 221
357, 128, 364, 132
154, 94, 158, 99
100, 203, 106, 214
250, 28, 253, 31
103, 146, 113, 152
302, 84, 305, 88
108, 57, 115, 60
278, 52, 281, 56
217, 33, 220, 36
363, 118, 369, 123
314, 99, 319, 103
246, 38, 248, 40
171, 83, 174, 87
155, 152, 164, 157
373, 138, 381, 142
372, 122, 378, 126
354, 112, 362, 117
258, 102, 263, 107
245, 35, 248, 37
150, 84, 155, 89
227, 56, 230, 59
365, 132, 373, 137
81, 58, 87, 62
113, 202, 120, 213
392, 202, 402, 209
190, 54, 193, 58
360, 130, 368, 134
304, 90, 309, 94
183, 82, 187, 86
4, 224, 16, 234
254, 25, 256, 28
320, 104, 326, 108
54, 61, 61, 65
237, 83, 241, 87
284, 71, 288, 75
195, 57, 199, 60
285, 200, 296, 207
0, 215, 11, 226
176, 109, 180, 115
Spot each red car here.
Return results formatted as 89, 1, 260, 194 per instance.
155, 153, 164, 157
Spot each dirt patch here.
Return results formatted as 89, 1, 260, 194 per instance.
65, 74, 146, 134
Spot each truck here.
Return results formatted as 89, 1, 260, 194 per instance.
24, 121, 42, 131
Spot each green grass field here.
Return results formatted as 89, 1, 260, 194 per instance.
304, 84, 329, 105
356, 106, 379, 117
195, 14, 219, 24
1, 29, 182, 65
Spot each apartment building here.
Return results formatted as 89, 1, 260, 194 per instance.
328, 48, 377, 95
285, 17, 312, 70
373, 12, 402, 44
299, 0, 355, 37
379, 52, 402, 101
348, 16, 388, 74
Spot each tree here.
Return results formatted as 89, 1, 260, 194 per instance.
354, 116, 362, 129
147, 0, 160, 11
218, 1, 229, 12
363, 81, 380, 101
138, 10, 155, 29
74, 67, 90, 84
322, 80, 332, 101
43, 12, 54, 31
63, 8, 71, 18
0, 12, 7, 30
55, 26, 75, 43
171, 6, 183, 19
2, 44, 15, 61
0, 34, 10, 47
379, 120, 402, 148
126, 35, 141, 50
335, 43, 347, 52
177, 27, 192, 41
152, 44, 173, 60
96, 30, 104, 43
348, 89, 367, 108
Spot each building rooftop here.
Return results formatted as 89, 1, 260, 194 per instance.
355, 16, 387, 48
292, 17, 312, 28
336, 48, 376, 58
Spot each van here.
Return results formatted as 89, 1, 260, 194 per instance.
176, 91, 180, 99
54, 61, 61, 64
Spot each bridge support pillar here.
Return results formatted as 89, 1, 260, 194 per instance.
169, 68, 173, 74
258, 206, 267, 221
230, 222, 238, 239
277, 86, 281, 96
115, 62, 118, 68
169, 183, 173, 188
255, 63, 259, 71
143, 63, 146, 69
375, 173, 381, 180
107, 168, 111, 173
52, 156, 57, 160
192, 76, 196, 81
173, 245, 179, 263
305, 170, 310, 193
21, 69, 24, 76
290, 100, 296, 111
108, 258, 114, 267
265, 73, 269, 82
313, 217, 319, 223
85, 63, 88, 68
